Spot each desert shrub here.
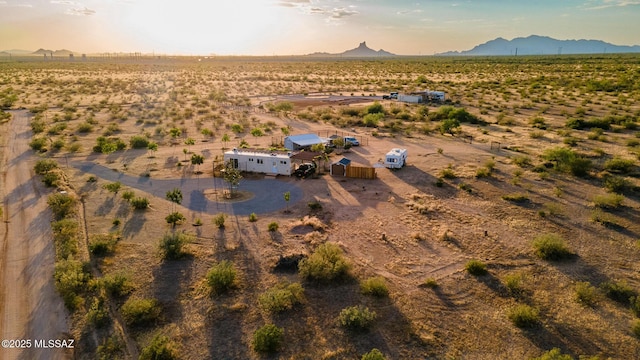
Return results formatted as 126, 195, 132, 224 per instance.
593, 193, 624, 209
102, 181, 122, 194
465, 260, 488, 276
366, 102, 385, 114
503, 273, 524, 296
421, 278, 438, 289
76, 122, 93, 133
338, 305, 376, 331
502, 193, 529, 203
299, 242, 350, 282
52, 218, 78, 259
360, 276, 389, 297
130, 197, 149, 210
139, 334, 179, 360
565, 117, 611, 130
258, 282, 305, 313
507, 304, 539, 328
439, 118, 460, 135
475, 167, 491, 178
89, 233, 119, 256
590, 209, 619, 227
42, 172, 60, 187
633, 320, 640, 338
362, 348, 387, 360
86, 296, 110, 328
29, 137, 47, 151
97, 335, 124, 359
530, 116, 548, 129
213, 213, 226, 228
541, 146, 592, 176
529, 130, 545, 139
207, 260, 237, 295
30, 118, 46, 133
129, 135, 150, 149
603, 175, 631, 193
54, 258, 90, 311
100, 272, 134, 297
267, 221, 279, 232
248, 213, 257, 222
159, 232, 192, 260
630, 296, 640, 317
574, 281, 598, 307
121, 298, 160, 326
34, 159, 58, 175
308, 201, 322, 210
604, 157, 635, 174
532, 233, 572, 261
47, 193, 76, 219
600, 280, 636, 304
165, 211, 186, 228
252, 324, 284, 353
532, 348, 573, 360
121, 190, 135, 201
440, 165, 457, 179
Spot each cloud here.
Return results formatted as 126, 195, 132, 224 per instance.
277, 0, 310, 7
585, 0, 640, 9
330, 7, 358, 19
66, 6, 95, 15
50, 0, 76, 4
397, 9, 423, 15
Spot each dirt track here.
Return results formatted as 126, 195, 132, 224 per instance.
0, 111, 71, 360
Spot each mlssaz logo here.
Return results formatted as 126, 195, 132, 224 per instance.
35, 339, 75, 349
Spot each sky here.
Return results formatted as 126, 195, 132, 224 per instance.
1, 0, 639, 55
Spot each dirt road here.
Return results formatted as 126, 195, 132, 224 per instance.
0, 111, 71, 360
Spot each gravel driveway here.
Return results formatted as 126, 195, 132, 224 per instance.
72, 161, 304, 215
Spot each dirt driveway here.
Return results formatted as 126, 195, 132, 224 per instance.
0, 110, 71, 360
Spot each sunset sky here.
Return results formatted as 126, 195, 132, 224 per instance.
1, 0, 639, 55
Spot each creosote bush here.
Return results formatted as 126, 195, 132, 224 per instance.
507, 304, 539, 328
360, 276, 389, 297
207, 260, 237, 295
213, 213, 226, 228
121, 298, 161, 326
362, 348, 387, 360
592, 193, 624, 209
47, 193, 76, 220
600, 280, 636, 304
252, 324, 284, 353
465, 260, 488, 276
159, 232, 192, 260
532, 233, 572, 261
574, 281, 598, 307
338, 305, 376, 331
299, 242, 350, 282
268, 221, 279, 232
139, 334, 179, 360
54, 258, 90, 311
532, 348, 573, 360
130, 197, 149, 210
258, 282, 305, 313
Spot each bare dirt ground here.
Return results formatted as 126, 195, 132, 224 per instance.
0, 110, 71, 360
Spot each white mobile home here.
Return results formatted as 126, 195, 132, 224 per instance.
224, 149, 294, 176
384, 148, 407, 169
397, 94, 422, 103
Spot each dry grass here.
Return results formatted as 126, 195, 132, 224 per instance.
4, 54, 640, 359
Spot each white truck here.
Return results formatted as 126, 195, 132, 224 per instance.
384, 148, 407, 169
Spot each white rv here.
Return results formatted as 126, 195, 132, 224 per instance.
224, 149, 294, 176
384, 148, 408, 169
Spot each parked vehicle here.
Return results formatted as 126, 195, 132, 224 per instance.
294, 163, 316, 178
344, 136, 360, 146
384, 148, 407, 169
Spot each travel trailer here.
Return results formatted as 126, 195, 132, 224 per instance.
224, 148, 294, 176
384, 148, 408, 169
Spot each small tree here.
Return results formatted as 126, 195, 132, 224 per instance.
165, 188, 182, 212
169, 127, 181, 142
223, 160, 242, 197
165, 212, 185, 228
221, 133, 230, 149
102, 181, 122, 194
184, 137, 195, 153
283, 191, 290, 213
147, 142, 158, 157
191, 153, 204, 173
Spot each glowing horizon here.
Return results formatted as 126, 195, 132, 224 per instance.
1, 0, 639, 56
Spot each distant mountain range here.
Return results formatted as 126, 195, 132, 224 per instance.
0, 48, 76, 56
308, 41, 395, 57
439, 35, 640, 56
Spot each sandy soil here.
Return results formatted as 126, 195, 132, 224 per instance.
0, 110, 71, 360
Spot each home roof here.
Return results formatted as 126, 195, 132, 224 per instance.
286, 133, 323, 146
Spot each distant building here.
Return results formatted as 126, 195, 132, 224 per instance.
284, 133, 324, 151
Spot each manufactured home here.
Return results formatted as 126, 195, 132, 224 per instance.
384, 148, 408, 169
224, 148, 294, 176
